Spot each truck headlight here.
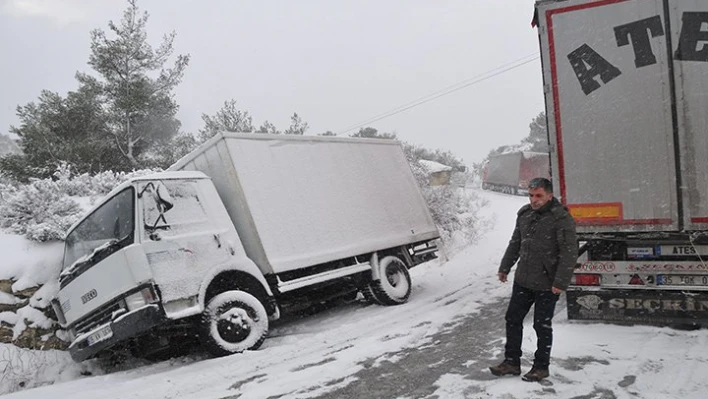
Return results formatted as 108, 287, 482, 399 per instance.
51, 299, 67, 325
125, 287, 156, 312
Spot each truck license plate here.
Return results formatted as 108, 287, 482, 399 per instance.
657, 275, 708, 286
87, 325, 113, 346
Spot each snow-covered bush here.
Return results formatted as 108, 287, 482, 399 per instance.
403, 144, 490, 255
0, 344, 95, 395
0, 165, 159, 242
422, 185, 491, 254
53, 162, 156, 197
0, 179, 81, 242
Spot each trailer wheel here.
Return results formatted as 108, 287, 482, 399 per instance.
370, 256, 412, 305
199, 290, 268, 357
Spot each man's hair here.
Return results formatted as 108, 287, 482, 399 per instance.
528, 177, 553, 193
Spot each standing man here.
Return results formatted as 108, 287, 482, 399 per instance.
489, 177, 577, 382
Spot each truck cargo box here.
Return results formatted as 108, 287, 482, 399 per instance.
170, 133, 439, 276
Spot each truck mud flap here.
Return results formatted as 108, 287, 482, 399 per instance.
566, 289, 708, 325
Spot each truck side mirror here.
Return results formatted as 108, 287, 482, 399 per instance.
155, 182, 174, 212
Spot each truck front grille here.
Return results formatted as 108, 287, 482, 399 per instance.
73, 301, 124, 336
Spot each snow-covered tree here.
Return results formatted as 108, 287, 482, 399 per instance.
199, 99, 255, 141
0, 134, 19, 157
3, 85, 116, 181
79, 0, 190, 167
284, 113, 309, 135
402, 143, 487, 253
256, 121, 280, 135
142, 132, 199, 169
1, 0, 189, 180
350, 127, 397, 140
521, 112, 549, 152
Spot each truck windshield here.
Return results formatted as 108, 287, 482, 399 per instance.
63, 187, 135, 271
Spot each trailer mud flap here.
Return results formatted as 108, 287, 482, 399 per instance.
566, 289, 708, 325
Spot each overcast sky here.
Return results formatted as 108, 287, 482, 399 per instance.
0, 0, 545, 165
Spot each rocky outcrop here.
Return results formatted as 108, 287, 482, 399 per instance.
0, 279, 12, 294
0, 279, 68, 350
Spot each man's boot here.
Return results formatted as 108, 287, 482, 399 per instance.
522, 367, 549, 382
489, 360, 521, 376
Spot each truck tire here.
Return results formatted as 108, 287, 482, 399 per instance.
200, 290, 268, 357
361, 282, 383, 305
369, 256, 412, 305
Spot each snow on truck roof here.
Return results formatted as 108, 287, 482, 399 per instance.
130, 170, 208, 181
168, 132, 404, 172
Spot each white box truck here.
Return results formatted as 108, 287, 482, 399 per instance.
53, 133, 440, 361
536, 0, 708, 324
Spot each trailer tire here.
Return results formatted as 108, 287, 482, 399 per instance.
370, 256, 412, 305
200, 290, 268, 357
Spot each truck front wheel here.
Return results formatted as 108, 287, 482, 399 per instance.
370, 256, 412, 305
200, 290, 269, 357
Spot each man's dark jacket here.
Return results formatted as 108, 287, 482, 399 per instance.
499, 197, 578, 291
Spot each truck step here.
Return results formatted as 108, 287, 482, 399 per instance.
277, 263, 371, 293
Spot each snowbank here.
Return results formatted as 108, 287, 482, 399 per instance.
0, 233, 63, 291
0, 344, 98, 394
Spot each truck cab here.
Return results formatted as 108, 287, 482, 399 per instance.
53, 172, 276, 361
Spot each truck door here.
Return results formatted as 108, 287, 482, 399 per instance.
138, 179, 233, 314
538, 0, 680, 233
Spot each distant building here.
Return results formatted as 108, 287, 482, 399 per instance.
418, 160, 453, 186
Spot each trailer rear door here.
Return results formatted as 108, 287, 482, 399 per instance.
671, 0, 708, 231
538, 0, 680, 233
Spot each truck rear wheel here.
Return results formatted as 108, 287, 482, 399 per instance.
361, 283, 383, 305
200, 290, 268, 357
369, 256, 412, 305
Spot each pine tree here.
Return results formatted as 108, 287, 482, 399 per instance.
3, 85, 114, 181
198, 99, 255, 141
256, 121, 280, 135
284, 113, 309, 135
1, 0, 189, 179
80, 0, 190, 168
521, 112, 549, 152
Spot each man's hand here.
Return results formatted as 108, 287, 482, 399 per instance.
498, 272, 508, 283
551, 286, 564, 295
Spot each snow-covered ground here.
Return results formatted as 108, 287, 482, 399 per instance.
3, 189, 708, 398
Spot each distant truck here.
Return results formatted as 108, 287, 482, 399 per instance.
482, 151, 550, 195
53, 133, 440, 361
536, 0, 708, 325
